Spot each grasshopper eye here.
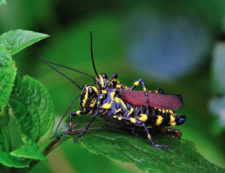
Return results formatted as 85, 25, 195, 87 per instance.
88, 87, 94, 94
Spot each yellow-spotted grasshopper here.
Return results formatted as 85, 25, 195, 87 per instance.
40, 32, 186, 150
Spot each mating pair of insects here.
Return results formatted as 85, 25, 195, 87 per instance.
40, 32, 186, 150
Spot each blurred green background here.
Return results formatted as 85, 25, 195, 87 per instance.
1, 0, 225, 172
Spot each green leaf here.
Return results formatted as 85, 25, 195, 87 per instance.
0, 151, 30, 168
67, 117, 224, 173
9, 75, 54, 144
11, 142, 47, 161
0, 0, 6, 6
0, 45, 17, 110
0, 29, 49, 56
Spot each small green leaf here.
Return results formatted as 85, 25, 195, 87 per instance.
9, 75, 54, 144
0, 0, 7, 6
0, 45, 17, 110
0, 151, 30, 168
0, 29, 49, 56
11, 143, 47, 161
67, 117, 224, 173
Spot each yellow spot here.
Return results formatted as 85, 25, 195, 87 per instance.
134, 81, 139, 86
116, 84, 121, 88
147, 134, 151, 139
76, 110, 81, 115
130, 118, 136, 124
155, 90, 159, 93
158, 108, 161, 112
118, 117, 122, 121
170, 115, 176, 126
101, 103, 111, 109
139, 114, 148, 122
143, 87, 147, 91
113, 115, 117, 119
69, 122, 72, 126
162, 109, 165, 113
156, 116, 163, 125
102, 90, 107, 94
169, 110, 173, 114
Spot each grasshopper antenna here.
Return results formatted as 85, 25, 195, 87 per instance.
39, 57, 82, 90
41, 59, 96, 80
90, 31, 98, 76
54, 94, 81, 137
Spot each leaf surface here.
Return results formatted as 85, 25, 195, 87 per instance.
67, 116, 225, 173
0, 29, 49, 56
0, 45, 16, 110
0, 151, 30, 168
9, 75, 54, 144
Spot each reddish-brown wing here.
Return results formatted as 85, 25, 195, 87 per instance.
120, 90, 183, 110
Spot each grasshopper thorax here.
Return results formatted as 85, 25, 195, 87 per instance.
80, 85, 98, 113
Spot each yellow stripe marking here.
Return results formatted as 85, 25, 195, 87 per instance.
156, 116, 163, 125
92, 86, 98, 94
115, 108, 121, 114
82, 86, 89, 108
118, 117, 122, 121
90, 98, 96, 107
99, 75, 104, 87
127, 107, 134, 117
